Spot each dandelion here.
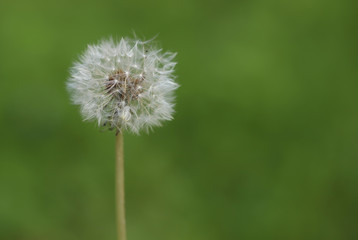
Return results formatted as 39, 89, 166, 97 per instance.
67, 37, 178, 134
67, 37, 178, 240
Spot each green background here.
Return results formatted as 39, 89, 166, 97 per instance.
1, 0, 358, 239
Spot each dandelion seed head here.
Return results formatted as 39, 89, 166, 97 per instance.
67, 37, 178, 134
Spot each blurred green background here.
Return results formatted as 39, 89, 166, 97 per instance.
1, 0, 358, 239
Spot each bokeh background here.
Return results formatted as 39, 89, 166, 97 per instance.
1, 0, 358, 239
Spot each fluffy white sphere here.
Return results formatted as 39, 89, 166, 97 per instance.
67, 38, 178, 134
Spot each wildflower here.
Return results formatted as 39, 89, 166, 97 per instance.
67, 37, 178, 134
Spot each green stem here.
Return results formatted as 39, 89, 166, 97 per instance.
116, 132, 127, 240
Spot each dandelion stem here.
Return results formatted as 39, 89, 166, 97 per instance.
116, 132, 127, 240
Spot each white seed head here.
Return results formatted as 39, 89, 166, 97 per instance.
67, 37, 178, 134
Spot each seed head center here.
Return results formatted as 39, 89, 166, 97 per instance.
106, 69, 144, 103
